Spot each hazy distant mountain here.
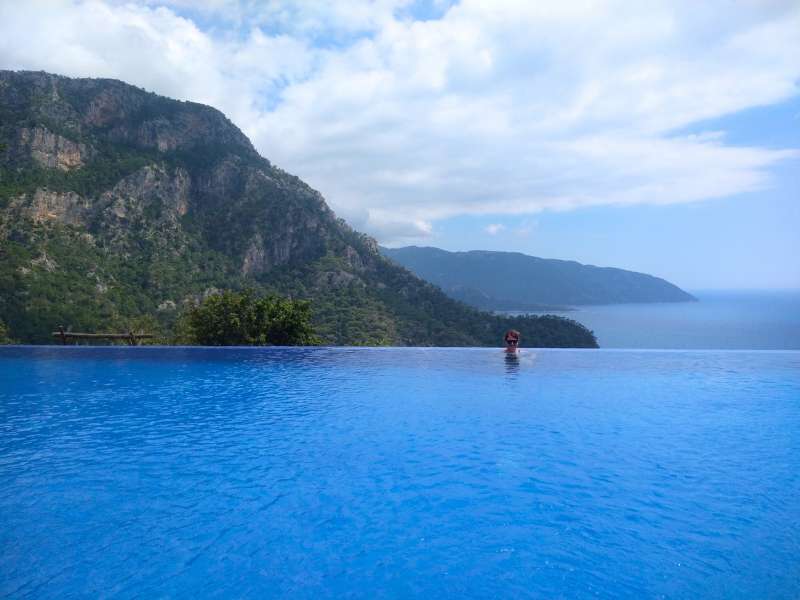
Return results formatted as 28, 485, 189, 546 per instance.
381, 246, 696, 311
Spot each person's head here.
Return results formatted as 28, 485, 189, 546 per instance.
504, 329, 520, 349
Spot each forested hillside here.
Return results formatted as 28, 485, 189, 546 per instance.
0, 71, 597, 347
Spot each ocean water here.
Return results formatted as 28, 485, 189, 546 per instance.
1, 346, 799, 599
520, 290, 800, 350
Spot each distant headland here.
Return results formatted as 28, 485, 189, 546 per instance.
382, 246, 696, 312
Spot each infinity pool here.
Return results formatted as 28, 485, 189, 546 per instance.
1, 347, 799, 598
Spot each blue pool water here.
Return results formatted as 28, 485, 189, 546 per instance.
1, 347, 799, 599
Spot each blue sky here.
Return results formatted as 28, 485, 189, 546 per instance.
435, 97, 800, 289
1, 0, 798, 289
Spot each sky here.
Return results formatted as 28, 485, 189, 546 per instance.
0, 0, 798, 290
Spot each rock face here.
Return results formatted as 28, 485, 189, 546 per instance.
26, 189, 89, 225
18, 126, 88, 170
0, 70, 597, 348
100, 165, 190, 224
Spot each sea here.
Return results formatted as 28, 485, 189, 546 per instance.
515, 290, 800, 350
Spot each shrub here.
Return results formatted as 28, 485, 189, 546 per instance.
180, 289, 319, 346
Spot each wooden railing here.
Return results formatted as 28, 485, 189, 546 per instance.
52, 326, 155, 346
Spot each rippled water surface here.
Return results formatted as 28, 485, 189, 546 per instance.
2, 347, 799, 599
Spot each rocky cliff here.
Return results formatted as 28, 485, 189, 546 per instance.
0, 70, 597, 347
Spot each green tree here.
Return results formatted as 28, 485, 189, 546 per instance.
180, 289, 319, 346
0, 319, 15, 344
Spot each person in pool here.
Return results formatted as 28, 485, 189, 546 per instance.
504, 329, 520, 353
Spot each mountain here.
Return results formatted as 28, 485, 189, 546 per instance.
381, 246, 696, 310
0, 71, 597, 347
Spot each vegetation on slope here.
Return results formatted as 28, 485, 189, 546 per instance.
0, 70, 597, 348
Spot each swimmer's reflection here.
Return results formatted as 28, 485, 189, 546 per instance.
504, 352, 520, 374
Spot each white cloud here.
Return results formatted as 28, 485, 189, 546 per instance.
1, 0, 798, 243
485, 223, 505, 235
513, 220, 536, 237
